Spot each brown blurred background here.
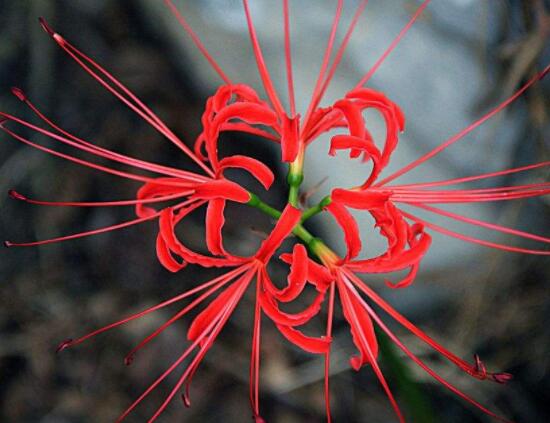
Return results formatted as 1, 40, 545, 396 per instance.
1, 1, 549, 422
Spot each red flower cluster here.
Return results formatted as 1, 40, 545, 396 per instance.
3, 1, 549, 422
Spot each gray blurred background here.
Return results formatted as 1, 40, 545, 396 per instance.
1, 0, 549, 422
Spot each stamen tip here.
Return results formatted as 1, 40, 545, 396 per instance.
492, 372, 513, 384
8, 189, 26, 201
4, 241, 13, 248
181, 394, 191, 408
540, 65, 549, 80
10, 87, 26, 101
56, 338, 74, 353
38, 17, 55, 36
124, 354, 134, 366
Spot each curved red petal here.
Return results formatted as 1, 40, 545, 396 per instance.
159, 207, 243, 268
338, 282, 379, 370
156, 234, 187, 272
325, 201, 362, 260
136, 177, 193, 217
348, 230, 431, 273
205, 198, 227, 256
332, 189, 391, 210
264, 244, 308, 302
255, 204, 301, 263
334, 99, 365, 138
276, 324, 331, 354
260, 288, 325, 326
281, 114, 300, 162
218, 155, 275, 190
208, 102, 278, 168
187, 278, 245, 343
193, 179, 250, 203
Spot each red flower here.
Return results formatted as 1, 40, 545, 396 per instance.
3, 0, 549, 422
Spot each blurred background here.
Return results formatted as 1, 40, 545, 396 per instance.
1, 0, 549, 422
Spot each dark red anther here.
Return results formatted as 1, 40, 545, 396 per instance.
11, 87, 27, 101
8, 190, 26, 201
491, 372, 513, 384
181, 394, 191, 408
473, 354, 487, 377
124, 354, 134, 366
56, 338, 74, 353
38, 17, 55, 36
4, 241, 12, 248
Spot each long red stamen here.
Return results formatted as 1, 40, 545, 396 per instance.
125, 265, 251, 365
303, 0, 344, 128
312, 0, 369, 113
342, 273, 511, 422
57, 265, 248, 352
354, 0, 432, 88
391, 181, 550, 194
10, 87, 207, 182
145, 271, 253, 423
283, 0, 296, 117
0, 124, 153, 183
324, 282, 336, 423
116, 310, 225, 422
408, 202, 550, 244
401, 210, 550, 255
389, 161, 550, 189
377, 64, 549, 186
336, 276, 404, 423
5, 199, 195, 248
163, 0, 232, 85
38, 19, 214, 177
242, 0, 285, 117
343, 268, 511, 382
250, 271, 262, 418
8, 190, 192, 208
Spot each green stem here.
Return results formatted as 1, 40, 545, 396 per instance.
301, 195, 332, 222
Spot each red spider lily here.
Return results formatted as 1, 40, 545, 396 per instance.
3, 0, 549, 422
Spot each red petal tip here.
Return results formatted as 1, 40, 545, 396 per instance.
491, 372, 513, 384
10, 87, 26, 101
181, 394, 191, 408
4, 241, 13, 248
56, 338, 74, 353
123, 354, 134, 366
8, 189, 26, 200
38, 17, 55, 36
